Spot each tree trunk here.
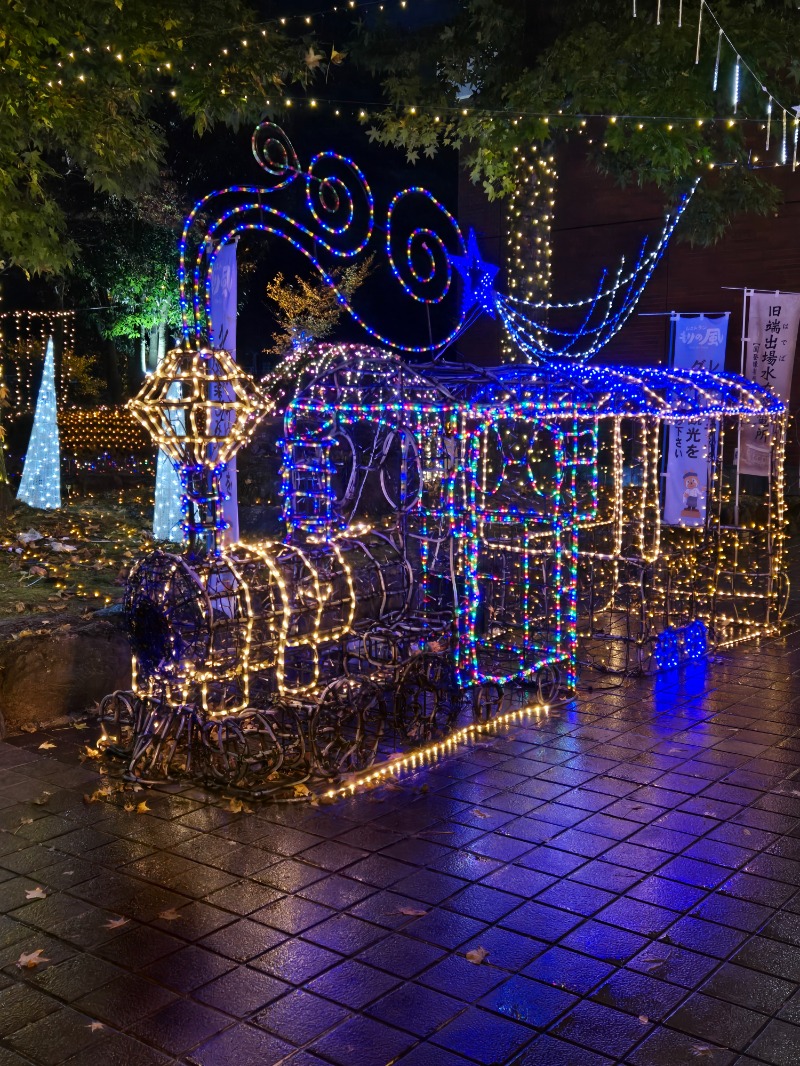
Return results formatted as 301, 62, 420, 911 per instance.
157, 320, 166, 365
0, 444, 14, 515
148, 325, 159, 372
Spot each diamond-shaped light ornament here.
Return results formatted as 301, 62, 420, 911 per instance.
129, 347, 270, 553
129, 347, 269, 473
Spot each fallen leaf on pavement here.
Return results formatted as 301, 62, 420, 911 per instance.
136, 801, 150, 814
104, 917, 129, 930
16, 949, 50, 969
639, 1015, 649, 1024
397, 907, 428, 917
25, 887, 47, 901
158, 908, 181, 922
470, 809, 490, 819
38, 742, 55, 750
465, 946, 489, 965
87, 1022, 105, 1033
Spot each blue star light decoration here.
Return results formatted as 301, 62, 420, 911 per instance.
451, 229, 500, 318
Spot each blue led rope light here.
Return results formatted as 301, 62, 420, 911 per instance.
496, 183, 697, 360
178, 124, 469, 354
178, 122, 699, 361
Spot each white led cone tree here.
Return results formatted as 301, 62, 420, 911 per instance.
17, 336, 61, 509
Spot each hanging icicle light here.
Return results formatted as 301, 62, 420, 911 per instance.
695, 0, 704, 64
678, 0, 683, 28
712, 29, 722, 90
766, 96, 773, 151
733, 55, 740, 114
656, 0, 661, 26
793, 116, 799, 172
781, 107, 788, 164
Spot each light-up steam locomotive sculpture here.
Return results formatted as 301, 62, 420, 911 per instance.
100, 121, 787, 798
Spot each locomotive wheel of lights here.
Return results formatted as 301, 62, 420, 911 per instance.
329, 430, 358, 510
200, 710, 284, 789
99, 691, 140, 758
379, 427, 423, 512
310, 676, 386, 777
472, 682, 504, 723
395, 653, 462, 742
536, 663, 561, 704
355, 625, 402, 676
265, 701, 308, 772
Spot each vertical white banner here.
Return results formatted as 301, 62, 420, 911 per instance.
739, 292, 800, 476
210, 242, 240, 545
663, 313, 729, 527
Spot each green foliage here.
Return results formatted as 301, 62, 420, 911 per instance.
0, 0, 313, 274
356, 0, 799, 242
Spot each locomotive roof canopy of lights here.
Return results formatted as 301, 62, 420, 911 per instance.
178, 121, 698, 362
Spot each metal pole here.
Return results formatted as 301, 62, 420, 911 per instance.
734, 289, 750, 528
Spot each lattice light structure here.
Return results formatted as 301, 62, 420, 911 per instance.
425, 358, 788, 673
128, 346, 267, 552
283, 344, 583, 693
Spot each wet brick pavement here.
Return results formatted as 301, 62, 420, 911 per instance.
2, 630, 800, 1064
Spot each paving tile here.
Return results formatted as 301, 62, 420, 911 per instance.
626, 1024, 736, 1066
666, 991, 766, 1051
250, 936, 342, 984
187, 1022, 294, 1066
479, 973, 577, 1027
5, 1006, 100, 1066
193, 964, 290, 1016
309, 1015, 416, 1066
0, 983, 61, 1037
366, 981, 464, 1037
522, 946, 615, 995
199, 917, 286, 962
255, 988, 350, 1043
744, 1018, 800, 1066
559, 919, 650, 964
430, 1004, 534, 1063
308, 959, 402, 1008
591, 968, 686, 1020
511, 1033, 614, 1064
627, 942, 718, 989
550, 999, 654, 1059
72, 972, 177, 1027
355, 932, 445, 978
700, 963, 795, 1014
128, 998, 230, 1056
60, 1031, 173, 1065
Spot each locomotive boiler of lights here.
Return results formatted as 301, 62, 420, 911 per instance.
125, 529, 414, 715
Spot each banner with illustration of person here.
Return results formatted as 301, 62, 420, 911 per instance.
209, 240, 240, 544
663, 313, 729, 526
738, 291, 800, 476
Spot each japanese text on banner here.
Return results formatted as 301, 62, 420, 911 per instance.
663, 313, 729, 527
739, 292, 800, 476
